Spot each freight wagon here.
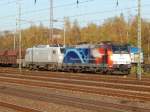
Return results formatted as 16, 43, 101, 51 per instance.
0, 49, 25, 67
0, 50, 7, 65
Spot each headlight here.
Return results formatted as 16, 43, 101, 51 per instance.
110, 55, 113, 60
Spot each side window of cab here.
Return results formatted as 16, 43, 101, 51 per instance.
53, 50, 56, 54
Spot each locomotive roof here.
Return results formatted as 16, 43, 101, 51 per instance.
33, 44, 64, 48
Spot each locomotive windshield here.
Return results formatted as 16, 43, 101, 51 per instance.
112, 45, 129, 54
60, 48, 65, 54
120, 46, 129, 53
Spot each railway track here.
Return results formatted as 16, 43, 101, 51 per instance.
1, 67, 150, 85
0, 72, 150, 101
0, 67, 150, 111
0, 101, 41, 112
0, 73, 150, 93
0, 85, 150, 112
1, 67, 150, 79
1, 67, 150, 87
0, 67, 136, 78
0, 68, 150, 97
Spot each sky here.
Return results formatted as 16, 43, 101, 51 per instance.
0, 0, 150, 31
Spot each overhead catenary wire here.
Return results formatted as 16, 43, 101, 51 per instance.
0, 1, 138, 27
116, 0, 119, 7
0, 10, 135, 33
0, 0, 148, 33
0, 0, 149, 19
1, 2, 150, 21
0, 1, 149, 21
2, 5, 150, 30
27, 5, 138, 22
2, 6, 150, 29
0, 0, 17, 6
0, 0, 93, 19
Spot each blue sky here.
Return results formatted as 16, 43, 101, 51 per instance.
0, 0, 149, 31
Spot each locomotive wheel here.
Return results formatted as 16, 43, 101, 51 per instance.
124, 69, 131, 75
29, 64, 33, 70
106, 70, 113, 75
33, 65, 37, 70
47, 65, 52, 71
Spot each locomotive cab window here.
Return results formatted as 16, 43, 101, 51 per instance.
112, 45, 129, 54
112, 45, 120, 54
120, 46, 129, 53
52, 50, 56, 54
60, 48, 65, 54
